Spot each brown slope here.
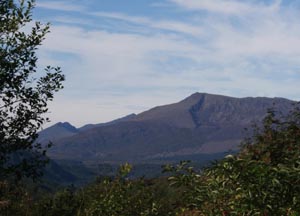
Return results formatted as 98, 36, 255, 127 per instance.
131, 92, 292, 128
131, 92, 204, 128
49, 121, 205, 162
38, 122, 78, 144
46, 93, 295, 163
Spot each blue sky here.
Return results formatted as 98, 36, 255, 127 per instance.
33, 0, 300, 127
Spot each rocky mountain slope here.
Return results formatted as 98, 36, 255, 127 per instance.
40, 93, 294, 163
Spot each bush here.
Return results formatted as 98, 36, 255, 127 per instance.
166, 107, 300, 215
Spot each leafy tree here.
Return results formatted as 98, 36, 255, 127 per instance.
0, 0, 64, 181
33, 186, 80, 216
31, 164, 177, 216
166, 107, 300, 215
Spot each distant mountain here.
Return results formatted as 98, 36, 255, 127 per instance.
38, 114, 137, 143
38, 122, 78, 144
40, 93, 294, 164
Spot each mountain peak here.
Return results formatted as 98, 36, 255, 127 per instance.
56, 122, 78, 133
185, 92, 235, 100
181, 92, 233, 103
38, 122, 78, 143
133, 93, 209, 128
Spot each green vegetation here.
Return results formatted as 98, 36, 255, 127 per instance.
1, 107, 300, 215
162, 107, 300, 215
0, 0, 64, 212
0, 0, 64, 181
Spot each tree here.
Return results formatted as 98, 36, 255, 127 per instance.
166, 106, 300, 215
0, 0, 64, 181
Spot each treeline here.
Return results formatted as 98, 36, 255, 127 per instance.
1, 108, 300, 215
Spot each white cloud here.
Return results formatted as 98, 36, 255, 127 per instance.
200, 21, 300, 64
92, 12, 150, 24
36, 1, 85, 12
92, 11, 203, 36
49, 16, 93, 26
169, 0, 281, 16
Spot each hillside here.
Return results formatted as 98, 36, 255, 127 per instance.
39, 93, 294, 164
38, 122, 78, 144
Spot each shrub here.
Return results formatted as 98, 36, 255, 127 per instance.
166, 107, 300, 215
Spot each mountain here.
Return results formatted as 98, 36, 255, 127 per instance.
38, 114, 137, 143
38, 122, 78, 144
41, 93, 294, 164
79, 113, 137, 132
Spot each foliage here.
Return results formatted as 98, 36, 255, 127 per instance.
0, 0, 64, 181
30, 165, 177, 216
0, 180, 33, 216
32, 186, 80, 216
166, 107, 300, 215
83, 168, 160, 216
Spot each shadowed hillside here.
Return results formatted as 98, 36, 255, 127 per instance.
39, 93, 294, 164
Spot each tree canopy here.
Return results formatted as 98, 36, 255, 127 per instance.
165, 107, 300, 215
0, 0, 64, 181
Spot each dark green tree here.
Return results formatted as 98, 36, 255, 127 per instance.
0, 0, 64, 181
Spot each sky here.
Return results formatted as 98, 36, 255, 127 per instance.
33, 0, 300, 127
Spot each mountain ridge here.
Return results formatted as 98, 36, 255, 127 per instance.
39, 92, 295, 164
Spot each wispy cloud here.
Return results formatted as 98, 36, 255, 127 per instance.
169, 0, 281, 15
92, 12, 203, 36
36, 1, 85, 12
49, 16, 92, 26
